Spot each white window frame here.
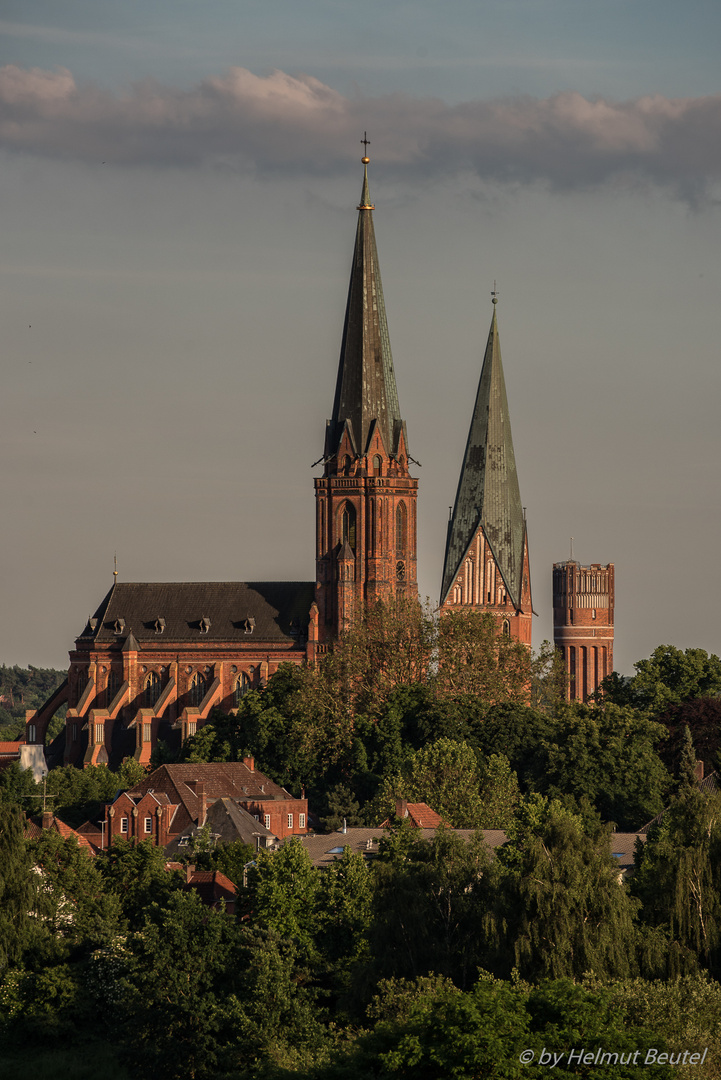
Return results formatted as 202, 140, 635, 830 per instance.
299, 813, 306, 829
287, 813, 293, 829
264, 814, 271, 829
120, 817, 129, 834
144, 817, 152, 834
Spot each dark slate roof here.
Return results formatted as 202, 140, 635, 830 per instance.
78, 581, 315, 645
441, 303, 526, 606
326, 163, 406, 459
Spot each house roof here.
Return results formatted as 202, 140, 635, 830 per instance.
381, 802, 446, 829
77, 581, 315, 646
26, 813, 98, 855
0, 741, 24, 754
293, 827, 509, 869
125, 762, 295, 836
293, 827, 645, 872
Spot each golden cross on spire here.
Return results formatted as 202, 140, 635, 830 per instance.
361, 131, 370, 163
491, 280, 499, 305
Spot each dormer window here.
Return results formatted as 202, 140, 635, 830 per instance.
113, 619, 125, 635
244, 618, 255, 635
200, 617, 211, 634
89, 617, 98, 632
155, 618, 165, 635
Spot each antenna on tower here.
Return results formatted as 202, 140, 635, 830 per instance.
570, 537, 574, 561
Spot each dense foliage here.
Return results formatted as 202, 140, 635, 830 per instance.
0, 665, 66, 741
2, 624, 721, 1077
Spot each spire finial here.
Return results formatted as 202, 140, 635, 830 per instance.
570, 537, 574, 561
491, 280, 499, 305
113, 552, 118, 582
357, 133, 374, 210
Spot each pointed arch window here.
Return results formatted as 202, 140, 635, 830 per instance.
189, 672, 206, 707
107, 670, 120, 706
341, 503, 356, 552
396, 502, 407, 556
143, 671, 161, 708
234, 672, 251, 706
373, 455, 382, 476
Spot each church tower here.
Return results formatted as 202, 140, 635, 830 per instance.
314, 153, 418, 640
440, 294, 533, 645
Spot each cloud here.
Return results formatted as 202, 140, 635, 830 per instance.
1, 63, 720, 200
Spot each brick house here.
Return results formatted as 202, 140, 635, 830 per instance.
100, 759, 307, 849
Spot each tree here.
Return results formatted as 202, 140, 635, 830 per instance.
0, 795, 34, 971
632, 788, 721, 972
625, 645, 721, 712
500, 797, 639, 981
29, 830, 122, 950
434, 608, 531, 704
368, 828, 502, 989
246, 839, 320, 951
120, 890, 246, 1080
98, 839, 181, 923
369, 738, 487, 827
536, 703, 670, 830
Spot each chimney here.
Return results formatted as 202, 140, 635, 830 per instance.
396, 798, 408, 820
186, 863, 195, 884
42, 811, 53, 830
196, 782, 207, 826
695, 760, 705, 783
243, 756, 255, 772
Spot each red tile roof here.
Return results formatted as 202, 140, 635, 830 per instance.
26, 814, 98, 855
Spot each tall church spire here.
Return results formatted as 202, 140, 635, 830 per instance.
440, 295, 532, 644
315, 149, 418, 640
326, 157, 404, 459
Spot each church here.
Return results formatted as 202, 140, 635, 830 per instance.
26, 151, 533, 769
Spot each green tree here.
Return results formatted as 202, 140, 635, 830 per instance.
627, 645, 721, 712
632, 788, 721, 971
0, 796, 35, 971
369, 738, 487, 827
501, 798, 639, 981
538, 703, 670, 830
369, 828, 502, 989
120, 890, 246, 1080
98, 839, 180, 923
246, 839, 320, 951
29, 830, 122, 950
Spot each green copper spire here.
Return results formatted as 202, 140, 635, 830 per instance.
326, 155, 404, 459
441, 299, 526, 606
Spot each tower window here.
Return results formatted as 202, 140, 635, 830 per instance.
373, 455, 382, 476
341, 503, 356, 552
502, 619, 511, 637
396, 502, 407, 555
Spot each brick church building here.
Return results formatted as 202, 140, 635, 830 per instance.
26, 151, 533, 769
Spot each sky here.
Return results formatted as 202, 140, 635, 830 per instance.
2, 0, 721, 675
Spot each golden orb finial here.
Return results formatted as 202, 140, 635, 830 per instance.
361, 131, 370, 165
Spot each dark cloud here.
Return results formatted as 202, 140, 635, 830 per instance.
2, 64, 721, 199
